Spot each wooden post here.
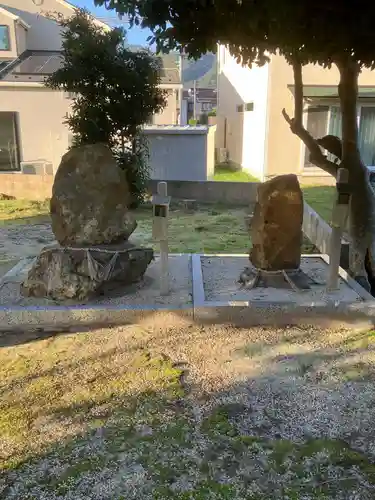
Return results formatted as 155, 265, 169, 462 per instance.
327, 168, 350, 291
152, 182, 171, 296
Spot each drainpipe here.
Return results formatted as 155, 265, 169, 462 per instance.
179, 51, 184, 125
216, 43, 220, 112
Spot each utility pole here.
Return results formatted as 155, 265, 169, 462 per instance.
193, 80, 197, 121
178, 50, 184, 125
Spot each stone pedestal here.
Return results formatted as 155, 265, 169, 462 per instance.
21, 242, 154, 301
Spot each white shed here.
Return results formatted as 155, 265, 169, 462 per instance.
142, 125, 216, 181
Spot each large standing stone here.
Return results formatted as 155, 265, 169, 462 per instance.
21, 242, 154, 301
50, 144, 136, 246
250, 174, 303, 271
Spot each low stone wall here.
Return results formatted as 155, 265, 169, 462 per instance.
302, 202, 333, 255
0, 173, 53, 200
0, 175, 259, 205
303, 202, 350, 268
148, 180, 259, 206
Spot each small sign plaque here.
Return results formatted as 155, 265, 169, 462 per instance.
154, 204, 168, 217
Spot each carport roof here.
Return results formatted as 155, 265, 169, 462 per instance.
288, 84, 375, 98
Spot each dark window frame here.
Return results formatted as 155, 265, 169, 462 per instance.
0, 112, 21, 172
0, 25, 11, 52
303, 105, 329, 169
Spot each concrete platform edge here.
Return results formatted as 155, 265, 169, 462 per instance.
1, 253, 375, 331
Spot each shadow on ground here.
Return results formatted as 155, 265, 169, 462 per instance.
2, 320, 375, 499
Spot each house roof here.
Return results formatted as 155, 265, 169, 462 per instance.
0, 50, 182, 86
288, 84, 375, 99
157, 53, 180, 85
0, 6, 31, 30
54, 0, 111, 30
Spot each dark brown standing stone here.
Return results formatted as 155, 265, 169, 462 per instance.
50, 143, 136, 246
250, 174, 303, 271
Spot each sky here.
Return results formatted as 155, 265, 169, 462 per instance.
72, 0, 152, 46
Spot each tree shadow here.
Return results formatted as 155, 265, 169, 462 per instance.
0, 214, 50, 227
2, 323, 375, 498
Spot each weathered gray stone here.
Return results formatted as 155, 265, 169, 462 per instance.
50, 143, 136, 246
250, 174, 303, 271
21, 242, 154, 301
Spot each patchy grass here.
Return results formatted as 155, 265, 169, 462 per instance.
132, 205, 251, 253
209, 166, 335, 224
0, 199, 49, 223
213, 165, 259, 182
301, 185, 335, 222
0, 328, 184, 473
2, 324, 375, 498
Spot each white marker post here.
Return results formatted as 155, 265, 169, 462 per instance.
327, 168, 350, 291
152, 182, 171, 295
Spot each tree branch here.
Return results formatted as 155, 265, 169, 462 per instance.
282, 57, 338, 178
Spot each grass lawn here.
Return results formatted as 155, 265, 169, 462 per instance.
212, 167, 335, 222
0, 199, 49, 223
133, 206, 250, 253
302, 185, 335, 222
2, 322, 375, 499
213, 164, 259, 182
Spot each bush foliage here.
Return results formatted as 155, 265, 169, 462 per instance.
45, 8, 166, 206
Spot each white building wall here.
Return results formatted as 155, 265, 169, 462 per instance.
217, 45, 269, 180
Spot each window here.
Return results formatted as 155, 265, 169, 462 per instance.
304, 104, 375, 168
0, 112, 20, 171
304, 105, 329, 168
201, 102, 212, 111
0, 26, 10, 51
237, 103, 254, 113
358, 107, 375, 166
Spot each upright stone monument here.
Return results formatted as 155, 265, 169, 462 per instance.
21, 144, 154, 301
240, 174, 310, 290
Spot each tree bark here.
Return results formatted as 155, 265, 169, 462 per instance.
337, 59, 374, 291
282, 56, 375, 292
282, 59, 338, 177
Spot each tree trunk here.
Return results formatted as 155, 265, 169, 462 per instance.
337, 60, 375, 291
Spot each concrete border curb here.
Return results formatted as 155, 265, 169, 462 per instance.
192, 253, 375, 326
0, 253, 374, 331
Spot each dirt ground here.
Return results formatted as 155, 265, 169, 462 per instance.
1, 316, 375, 499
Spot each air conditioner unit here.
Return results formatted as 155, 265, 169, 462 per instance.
21, 160, 53, 176
218, 148, 229, 163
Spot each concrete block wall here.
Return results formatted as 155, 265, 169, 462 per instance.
0, 173, 53, 200
148, 180, 259, 206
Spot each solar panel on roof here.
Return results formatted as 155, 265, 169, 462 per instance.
13, 54, 63, 74
41, 55, 63, 74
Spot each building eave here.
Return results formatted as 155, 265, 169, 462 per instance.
0, 81, 45, 88
54, 0, 111, 30
159, 83, 183, 89
0, 6, 31, 30
0, 81, 183, 90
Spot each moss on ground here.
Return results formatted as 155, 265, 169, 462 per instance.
2, 327, 375, 499
0, 199, 50, 223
